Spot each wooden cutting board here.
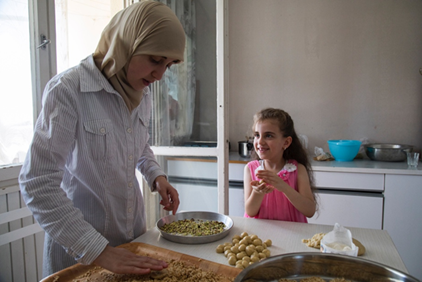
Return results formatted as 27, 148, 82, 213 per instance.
41, 242, 242, 281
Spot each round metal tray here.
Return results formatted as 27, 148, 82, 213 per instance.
364, 143, 413, 162
234, 252, 419, 282
156, 211, 233, 244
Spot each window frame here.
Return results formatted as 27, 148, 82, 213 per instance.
1, 0, 231, 217
151, 0, 230, 215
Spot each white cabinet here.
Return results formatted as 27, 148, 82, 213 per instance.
173, 182, 244, 217
314, 171, 384, 192
167, 159, 245, 217
307, 191, 383, 229
384, 174, 422, 281
309, 171, 384, 229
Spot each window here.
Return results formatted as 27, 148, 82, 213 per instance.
0, 0, 34, 166
0, 0, 230, 219
55, 0, 123, 73
0, 0, 123, 168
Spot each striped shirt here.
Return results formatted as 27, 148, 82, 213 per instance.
19, 55, 165, 276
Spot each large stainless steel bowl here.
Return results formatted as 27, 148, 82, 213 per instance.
364, 143, 413, 162
156, 211, 233, 244
234, 252, 419, 282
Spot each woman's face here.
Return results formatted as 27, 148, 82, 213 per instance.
126, 55, 179, 90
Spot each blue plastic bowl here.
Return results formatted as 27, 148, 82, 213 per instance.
327, 140, 362, 161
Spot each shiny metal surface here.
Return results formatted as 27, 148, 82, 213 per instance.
156, 211, 233, 244
234, 252, 419, 282
364, 143, 413, 162
238, 141, 253, 158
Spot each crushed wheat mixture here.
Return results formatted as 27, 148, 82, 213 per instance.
69, 260, 233, 282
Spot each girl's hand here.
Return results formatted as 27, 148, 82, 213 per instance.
250, 180, 274, 194
255, 170, 286, 191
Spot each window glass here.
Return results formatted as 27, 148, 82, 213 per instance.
149, 0, 217, 147
0, 0, 33, 166
0, 0, 124, 167
55, 0, 123, 73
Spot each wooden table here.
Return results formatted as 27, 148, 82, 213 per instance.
133, 216, 408, 273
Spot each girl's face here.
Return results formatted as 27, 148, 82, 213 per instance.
253, 119, 291, 162
126, 55, 178, 90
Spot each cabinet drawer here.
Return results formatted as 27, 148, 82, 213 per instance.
229, 163, 245, 181
314, 171, 384, 192
167, 160, 217, 179
308, 190, 383, 229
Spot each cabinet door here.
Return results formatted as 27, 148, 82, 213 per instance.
229, 187, 244, 217
384, 175, 422, 281
172, 182, 244, 216
173, 183, 217, 212
314, 171, 384, 192
308, 191, 383, 229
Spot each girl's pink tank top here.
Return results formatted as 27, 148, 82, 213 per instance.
244, 159, 308, 223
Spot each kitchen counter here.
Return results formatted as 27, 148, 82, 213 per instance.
133, 216, 408, 274
229, 152, 422, 176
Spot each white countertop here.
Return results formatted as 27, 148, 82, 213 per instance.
133, 216, 408, 274
229, 152, 422, 176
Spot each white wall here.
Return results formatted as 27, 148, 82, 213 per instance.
228, 0, 422, 154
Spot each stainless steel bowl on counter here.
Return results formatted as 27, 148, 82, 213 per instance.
364, 143, 413, 162
234, 252, 419, 282
156, 211, 233, 244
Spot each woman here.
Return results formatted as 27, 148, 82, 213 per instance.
19, 1, 185, 277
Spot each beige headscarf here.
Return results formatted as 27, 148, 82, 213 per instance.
93, 0, 186, 111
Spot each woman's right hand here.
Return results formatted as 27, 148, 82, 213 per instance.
93, 245, 168, 275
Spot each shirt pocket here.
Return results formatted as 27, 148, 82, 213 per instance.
133, 112, 150, 157
83, 119, 115, 160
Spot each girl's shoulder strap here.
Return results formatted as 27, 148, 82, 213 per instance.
247, 160, 260, 170
288, 159, 299, 166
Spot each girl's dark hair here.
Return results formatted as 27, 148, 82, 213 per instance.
251, 108, 318, 206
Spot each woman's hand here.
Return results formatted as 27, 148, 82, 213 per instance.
154, 176, 180, 214
93, 245, 168, 275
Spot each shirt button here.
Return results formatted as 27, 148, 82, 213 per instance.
128, 182, 133, 187
127, 128, 132, 133
129, 155, 133, 160
100, 127, 106, 134
128, 207, 132, 213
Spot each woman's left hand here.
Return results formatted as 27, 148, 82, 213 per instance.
154, 176, 180, 214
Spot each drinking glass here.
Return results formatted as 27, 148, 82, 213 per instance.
407, 152, 419, 168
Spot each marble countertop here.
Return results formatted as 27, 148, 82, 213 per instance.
133, 216, 408, 274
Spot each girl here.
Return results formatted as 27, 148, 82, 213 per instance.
244, 108, 317, 222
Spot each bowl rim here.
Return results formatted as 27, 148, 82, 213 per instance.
363, 143, 413, 150
327, 139, 361, 144
234, 252, 420, 282
156, 211, 233, 244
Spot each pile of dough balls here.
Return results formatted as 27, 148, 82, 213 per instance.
215, 232, 272, 269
